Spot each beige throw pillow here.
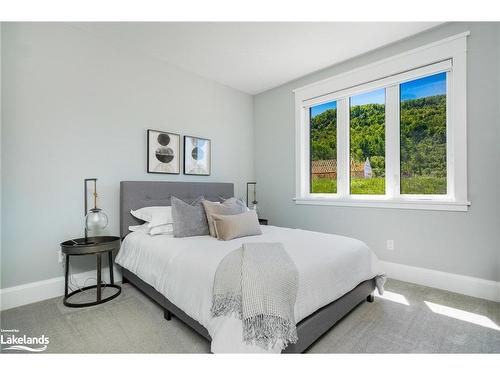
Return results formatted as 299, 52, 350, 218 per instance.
211, 210, 262, 241
202, 198, 247, 237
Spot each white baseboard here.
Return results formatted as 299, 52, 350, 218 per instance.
0, 267, 121, 311
380, 261, 500, 302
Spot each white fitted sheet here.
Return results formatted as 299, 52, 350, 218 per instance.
115, 225, 383, 353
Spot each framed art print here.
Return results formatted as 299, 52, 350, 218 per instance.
184, 135, 211, 176
147, 129, 180, 174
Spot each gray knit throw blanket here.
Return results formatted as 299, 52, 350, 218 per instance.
211, 242, 299, 350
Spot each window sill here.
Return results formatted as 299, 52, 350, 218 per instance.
293, 197, 470, 212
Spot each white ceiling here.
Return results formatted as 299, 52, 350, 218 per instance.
76, 22, 442, 95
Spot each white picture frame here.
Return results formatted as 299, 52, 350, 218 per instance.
183, 135, 211, 176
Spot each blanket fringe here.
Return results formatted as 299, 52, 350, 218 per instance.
243, 314, 298, 350
211, 294, 243, 319
375, 274, 387, 294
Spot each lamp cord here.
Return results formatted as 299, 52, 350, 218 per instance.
64, 257, 107, 297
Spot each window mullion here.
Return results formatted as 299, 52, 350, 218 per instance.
336, 98, 350, 198
385, 85, 400, 199
303, 106, 311, 196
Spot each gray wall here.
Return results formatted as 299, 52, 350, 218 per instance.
1, 23, 254, 288
254, 22, 500, 282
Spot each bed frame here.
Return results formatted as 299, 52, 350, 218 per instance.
119, 181, 375, 353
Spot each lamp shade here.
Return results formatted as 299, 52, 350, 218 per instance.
85, 208, 108, 232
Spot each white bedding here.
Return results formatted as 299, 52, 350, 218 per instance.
115, 225, 383, 353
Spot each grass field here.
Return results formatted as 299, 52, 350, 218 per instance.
311, 176, 446, 195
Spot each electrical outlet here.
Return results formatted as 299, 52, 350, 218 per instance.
386, 240, 395, 251
58, 249, 63, 263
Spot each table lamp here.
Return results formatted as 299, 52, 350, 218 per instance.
246, 182, 258, 211
84, 178, 108, 243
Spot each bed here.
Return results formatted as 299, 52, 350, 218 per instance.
117, 181, 383, 353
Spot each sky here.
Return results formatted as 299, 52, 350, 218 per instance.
400, 72, 446, 100
310, 101, 336, 117
310, 72, 446, 118
350, 88, 385, 106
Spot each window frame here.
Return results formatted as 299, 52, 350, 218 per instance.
294, 32, 469, 211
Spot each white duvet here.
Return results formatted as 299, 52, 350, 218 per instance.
115, 225, 383, 353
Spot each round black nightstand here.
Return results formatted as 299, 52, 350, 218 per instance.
60, 236, 121, 308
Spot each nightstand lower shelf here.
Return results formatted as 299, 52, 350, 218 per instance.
63, 282, 121, 308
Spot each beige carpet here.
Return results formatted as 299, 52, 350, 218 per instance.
1, 279, 499, 353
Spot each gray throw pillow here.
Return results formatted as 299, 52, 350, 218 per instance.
202, 198, 247, 237
171, 196, 209, 238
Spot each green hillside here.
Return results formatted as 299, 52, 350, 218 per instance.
310, 94, 447, 194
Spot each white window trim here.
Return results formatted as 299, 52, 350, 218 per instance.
294, 32, 470, 211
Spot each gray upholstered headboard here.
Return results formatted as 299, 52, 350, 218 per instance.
120, 181, 234, 238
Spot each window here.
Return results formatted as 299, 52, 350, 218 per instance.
350, 88, 386, 195
295, 33, 469, 211
400, 73, 447, 195
310, 101, 337, 193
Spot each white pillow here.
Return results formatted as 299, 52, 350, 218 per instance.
128, 223, 150, 232
128, 222, 173, 236
130, 206, 173, 225
149, 223, 174, 236
148, 209, 174, 229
